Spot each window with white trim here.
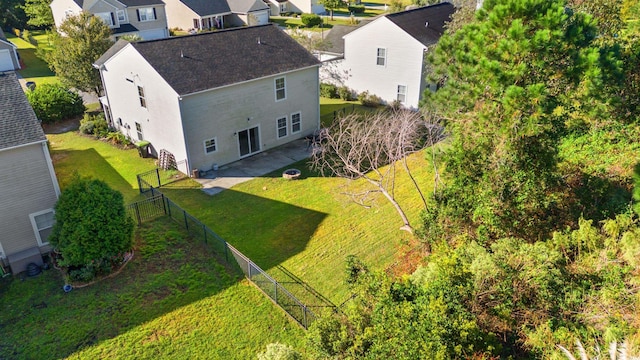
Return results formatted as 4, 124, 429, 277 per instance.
29, 209, 55, 246
275, 77, 286, 101
117, 10, 126, 23
137, 7, 156, 21
376, 48, 386, 66
204, 138, 217, 154
138, 86, 146, 108
96, 12, 114, 26
135, 122, 143, 141
277, 116, 287, 138
397, 85, 407, 103
291, 112, 301, 133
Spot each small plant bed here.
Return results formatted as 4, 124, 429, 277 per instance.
52, 250, 134, 288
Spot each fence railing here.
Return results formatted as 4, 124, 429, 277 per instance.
320, 103, 357, 124
128, 184, 335, 328
137, 165, 187, 194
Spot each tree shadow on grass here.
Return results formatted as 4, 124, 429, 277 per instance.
0, 188, 325, 359
16, 48, 55, 79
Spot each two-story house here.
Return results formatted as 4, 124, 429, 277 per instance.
0, 72, 61, 275
50, 0, 170, 40
94, 25, 321, 175
320, 3, 455, 108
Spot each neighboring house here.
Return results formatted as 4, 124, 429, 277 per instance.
163, 0, 231, 31
265, 0, 324, 15
94, 24, 321, 175
0, 28, 21, 71
320, 3, 455, 108
0, 71, 61, 275
227, 0, 270, 27
50, 0, 170, 40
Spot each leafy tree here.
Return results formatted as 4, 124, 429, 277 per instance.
46, 12, 113, 95
23, 0, 53, 28
26, 83, 85, 123
319, 0, 343, 21
49, 176, 134, 278
423, 0, 612, 241
0, 0, 27, 31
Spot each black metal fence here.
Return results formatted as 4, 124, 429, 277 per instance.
137, 165, 187, 194
320, 103, 358, 125
127, 185, 335, 328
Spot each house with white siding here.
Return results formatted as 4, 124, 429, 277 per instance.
266, 0, 324, 16
50, 0, 170, 40
0, 29, 21, 72
94, 24, 321, 175
0, 72, 61, 275
163, 0, 270, 31
320, 3, 455, 109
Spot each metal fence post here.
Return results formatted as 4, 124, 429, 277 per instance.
202, 224, 207, 244
167, 198, 172, 218
224, 242, 228, 262
137, 175, 143, 194
135, 203, 141, 225
183, 210, 188, 230
303, 305, 308, 329
274, 282, 278, 304
156, 168, 161, 188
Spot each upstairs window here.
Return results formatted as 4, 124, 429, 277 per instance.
376, 48, 386, 66
96, 12, 114, 26
138, 86, 146, 108
137, 7, 156, 22
117, 10, 127, 23
275, 77, 286, 101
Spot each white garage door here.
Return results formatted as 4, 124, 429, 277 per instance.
252, 11, 269, 26
0, 49, 14, 72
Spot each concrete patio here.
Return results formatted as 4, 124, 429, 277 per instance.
194, 139, 312, 195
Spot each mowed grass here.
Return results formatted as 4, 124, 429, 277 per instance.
48, 132, 167, 202
162, 154, 433, 305
0, 220, 305, 359
7, 31, 59, 86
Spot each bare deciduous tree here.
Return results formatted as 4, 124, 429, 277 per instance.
310, 109, 443, 233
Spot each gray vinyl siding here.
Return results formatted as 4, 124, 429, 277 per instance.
180, 66, 320, 171
0, 143, 58, 256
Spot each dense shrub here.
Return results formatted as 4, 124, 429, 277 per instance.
106, 131, 132, 146
26, 83, 85, 123
320, 82, 339, 98
79, 112, 109, 137
301, 13, 322, 27
358, 91, 382, 107
49, 176, 134, 281
337, 86, 354, 101
347, 5, 365, 14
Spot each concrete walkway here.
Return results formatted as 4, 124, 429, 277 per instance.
194, 139, 313, 196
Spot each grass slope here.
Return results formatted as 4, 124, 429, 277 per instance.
7, 31, 58, 86
0, 220, 305, 359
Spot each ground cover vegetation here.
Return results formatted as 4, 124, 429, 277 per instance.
305, 0, 640, 358
0, 220, 305, 359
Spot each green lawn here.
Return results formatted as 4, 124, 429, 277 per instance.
0, 220, 305, 359
271, 16, 358, 30
48, 132, 170, 203
7, 31, 59, 86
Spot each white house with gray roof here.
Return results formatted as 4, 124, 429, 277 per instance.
163, 0, 270, 31
94, 25, 320, 175
320, 3, 455, 108
50, 0, 170, 40
0, 72, 61, 275
0, 29, 21, 72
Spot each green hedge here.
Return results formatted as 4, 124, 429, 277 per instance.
26, 83, 85, 123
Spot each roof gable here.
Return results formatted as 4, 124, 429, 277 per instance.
228, 0, 269, 13
385, 2, 455, 46
0, 72, 47, 151
179, 0, 231, 16
106, 25, 320, 95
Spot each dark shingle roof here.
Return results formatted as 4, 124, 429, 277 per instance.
113, 23, 140, 34
178, 0, 231, 16
0, 72, 46, 150
0, 28, 7, 42
324, 21, 370, 54
118, 0, 165, 6
385, 2, 455, 46
114, 25, 320, 95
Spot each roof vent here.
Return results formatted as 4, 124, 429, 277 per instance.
425, 21, 429, 28
257, 37, 261, 45
180, 50, 184, 58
